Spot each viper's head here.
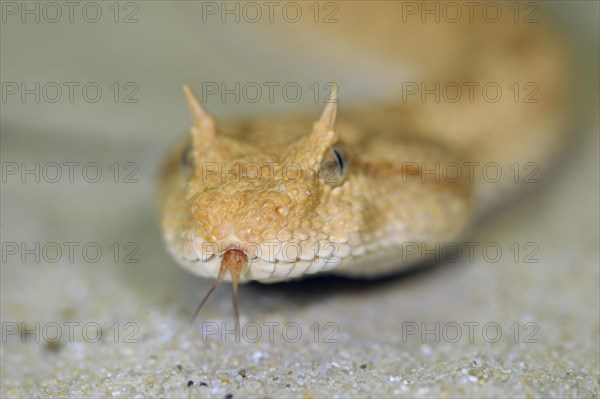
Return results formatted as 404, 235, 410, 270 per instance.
164, 85, 365, 325
167, 85, 366, 290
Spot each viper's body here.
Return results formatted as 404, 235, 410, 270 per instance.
159, 3, 571, 292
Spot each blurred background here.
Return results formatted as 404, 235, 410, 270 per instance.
1, 1, 598, 398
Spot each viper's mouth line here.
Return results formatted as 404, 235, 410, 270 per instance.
188, 248, 248, 328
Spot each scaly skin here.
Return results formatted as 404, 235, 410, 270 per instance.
161, 89, 473, 283
159, 6, 571, 291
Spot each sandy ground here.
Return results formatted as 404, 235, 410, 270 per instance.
1, 2, 598, 398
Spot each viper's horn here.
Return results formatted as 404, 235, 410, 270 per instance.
318, 83, 338, 130
183, 84, 216, 146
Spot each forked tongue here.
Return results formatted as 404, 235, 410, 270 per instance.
189, 249, 247, 330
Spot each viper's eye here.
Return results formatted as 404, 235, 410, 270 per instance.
180, 141, 193, 170
319, 146, 346, 186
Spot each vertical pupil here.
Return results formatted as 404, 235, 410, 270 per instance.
333, 148, 345, 174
